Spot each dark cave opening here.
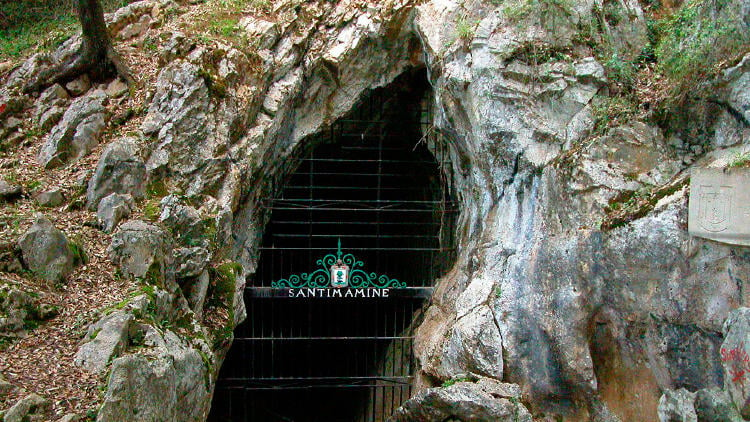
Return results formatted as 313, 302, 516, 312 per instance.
210, 70, 457, 422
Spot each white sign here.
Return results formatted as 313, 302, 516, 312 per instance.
688, 168, 750, 246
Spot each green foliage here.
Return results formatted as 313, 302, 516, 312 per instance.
0, 0, 139, 61
727, 151, 750, 168
68, 241, 89, 266
212, 262, 241, 300
456, 15, 477, 42
146, 179, 169, 199
441, 375, 476, 387
504, 0, 573, 30
506, 40, 572, 65
603, 52, 636, 87
198, 68, 228, 98
654, 0, 746, 81
591, 96, 638, 134
89, 328, 102, 340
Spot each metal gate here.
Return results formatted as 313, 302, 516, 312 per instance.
210, 72, 457, 422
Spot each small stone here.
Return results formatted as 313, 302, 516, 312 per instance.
65, 74, 91, 96
57, 414, 82, 422
0, 180, 22, 203
105, 78, 129, 98
4, 117, 22, 130
36, 189, 65, 208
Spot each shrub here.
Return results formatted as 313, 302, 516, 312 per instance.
655, 0, 746, 82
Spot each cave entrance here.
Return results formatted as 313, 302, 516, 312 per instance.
210, 71, 457, 421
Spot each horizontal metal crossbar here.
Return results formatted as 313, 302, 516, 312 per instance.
270, 234, 437, 239
271, 220, 443, 226
272, 198, 455, 204
264, 206, 457, 212
257, 246, 452, 251
219, 383, 412, 391
233, 336, 415, 341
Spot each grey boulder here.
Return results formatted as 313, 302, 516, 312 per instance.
96, 193, 134, 233
75, 311, 134, 374
0, 180, 22, 203
108, 220, 169, 280
3, 393, 50, 422
389, 378, 531, 422
35, 189, 64, 208
38, 89, 108, 169
17, 215, 80, 283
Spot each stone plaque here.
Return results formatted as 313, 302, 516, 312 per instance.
689, 168, 750, 246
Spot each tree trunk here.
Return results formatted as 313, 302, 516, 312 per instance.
24, 0, 133, 93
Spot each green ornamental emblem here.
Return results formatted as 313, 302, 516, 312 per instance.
272, 239, 405, 289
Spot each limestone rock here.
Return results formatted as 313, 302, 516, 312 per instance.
182, 270, 210, 317
721, 308, 750, 418
97, 330, 211, 422
694, 388, 743, 422
96, 193, 134, 233
65, 74, 92, 96
389, 379, 531, 422
0, 372, 14, 396
38, 89, 108, 169
0, 285, 36, 338
118, 14, 153, 39
0, 180, 22, 203
441, 306, 503, 379
108, 220, 169, 280
17, 215, 78, 283
141, 60, 213, 177
34, 84, 70, 131
239, 17, 280, 50
104, 78, 129, 98
658, 389, 697, 422
173, 247, 210, 278
86, 137, 146, 209
159, 195, 208, 246
35, 189, 64, 208
3, 393, 50, 422
75, 311, 134, 374
5, 53, 53, 90
158, 31, 195, 64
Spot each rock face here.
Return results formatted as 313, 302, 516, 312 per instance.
38, 90, 108, 169
721, 308, 750, 418
17, 215, 79, 283
86, 137, 147, 209
4, 0, 750, 420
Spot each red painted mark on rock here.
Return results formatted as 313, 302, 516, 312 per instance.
721, 342, 750, 388
0, 103, 6, 114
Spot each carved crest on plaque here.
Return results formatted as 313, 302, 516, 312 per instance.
699, 185, 733, 232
